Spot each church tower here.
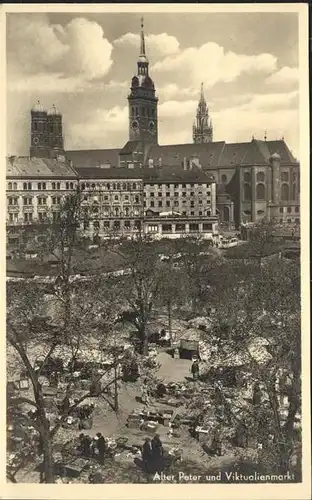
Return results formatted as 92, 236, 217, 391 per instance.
193, 83, 213, 143
30, 101, 49, 158
127, 18, 158, 145
47, 104, 64, 158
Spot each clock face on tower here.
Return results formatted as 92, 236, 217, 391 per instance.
149, 121, 155, 133
33, 137, 39, 145
131, 120, 139, 131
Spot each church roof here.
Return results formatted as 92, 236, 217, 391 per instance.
144, 167, 214, 183
150, 141, 226, 168
6, 156, 78, 178
75, 166, 143, 180
66, 148, 120, 168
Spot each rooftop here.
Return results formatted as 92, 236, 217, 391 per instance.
6, 156, 78, 178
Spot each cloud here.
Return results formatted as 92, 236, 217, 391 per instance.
157, 83, 199, 101
67, 106, 128, 148
265, 66, 299, 86
152, 42, 277, 89
114, 32, 180, 57
7, 14, 113, 86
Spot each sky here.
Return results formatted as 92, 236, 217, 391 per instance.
6, 11, 299, 157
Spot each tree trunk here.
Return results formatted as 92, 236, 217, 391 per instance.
167, 300, 173, 346
42, 428, 54, 483
114, 362, 119, 412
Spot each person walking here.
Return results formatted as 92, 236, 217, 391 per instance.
151, 434, 164, 472
191, 359, 200, 380
142, 437, 153, 473
96, 432, 106, 465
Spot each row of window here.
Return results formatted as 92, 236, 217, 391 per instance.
145, 191, 210, 198
146, 183, 208, 189
32, 122, 62, 132
8, 212, 60, 223
279, 206, 300, 213
102, 194, 140, 203
146, 200, 208, 208
7, 182, 75, 191
8, 196, 61, 206
131, 107, 155, 118
83, 220, 141, 231
243, 182, 298, 201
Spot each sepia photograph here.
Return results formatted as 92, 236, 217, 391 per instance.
2, 3, 310, 498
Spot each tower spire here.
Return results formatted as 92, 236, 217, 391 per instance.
200, 82, 204, 101
192, 82, 213, 143
140, 17, 146, 56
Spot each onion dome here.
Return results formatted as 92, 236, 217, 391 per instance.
47, 104, 62, 116
31, 100, 46, 113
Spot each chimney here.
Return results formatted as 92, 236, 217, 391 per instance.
183, 157, 188, 170
191, 154, 200, 168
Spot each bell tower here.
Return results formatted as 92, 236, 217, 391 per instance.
30, 101, 49, 158
193, 83, 213, 143
128, 18, 158, 145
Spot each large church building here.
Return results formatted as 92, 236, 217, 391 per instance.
7, 19, 300, 238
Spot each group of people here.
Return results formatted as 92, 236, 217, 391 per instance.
77, 432, 108, 464
142, 434, 164, 473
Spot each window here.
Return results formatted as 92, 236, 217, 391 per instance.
158, 201, 162, 207
182, 211, 186, 216
94, 221, 100, 230
66, 182, 69, 190
13, 182, 17, 190
69, 182, 74, 190
124, 220, 131, 229
124, 207, 130, 216
256, 183, 265, 200
287, 219, 292, 223
132, 107, 134, 116
292, 183, 297, 200
166, 201, 170, 207
257, 210, 265, 215
114, 195, 119, 201
280, 207, 284, 213
150, 192, 155, 197
199, 200, 202, 205
42, 182, 46, 190
162, 224, 172, 233
151, 201, 155, 207
104, 221, 110, 229
148, 224, 158, 233
8, 197, 18, 206
23, 182, 27, 190
174, 184, 179, 189
83, 221, 89, 230
158, 192, 162, 197
244, 183, 252, 201
203, 223, 213, 231
176, 223, 185, 232
295, 206, 299, 213
199, 211, 202, 216
114, 207, 119, 216
221, 174, 227, 183
52, 212, 60, 223
24, 213, 33, 222
207, 210, 211, 216
117, 183, 120, 190
190, 192, 194, 196
112, 183, 116, 190
142, 107, 145, 116
134, 220, 141, 230
38, 212, 47, 221
295, 218, 300, 224
104, 195, 109, 201
287, 207, 292, 213
114, 221, 120, 230
166, 184, 170, 189
190, 201, 194, 207
23, 197, 32, 206
135, 196, 140, 203
244, 172, 251, 182
8, 182, 12, 190
38, 197, 47, 205
281, 183, 290, 201
257, 172, 265, 182
190, 223, 199, 232
107, 183, 111, 190
190, 211, 194, 216
182, 184, 186, 188
52, 182, 56, 190
166, 192, 170, 197
174, 192, 178, 197
281, 172, 289, 182
132, 183, 136, 190
174, 201, 179, 206
182, 192, 186, 197
81, 183, 85, 191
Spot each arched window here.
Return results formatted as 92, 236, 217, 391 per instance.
256, 183, 265, 200
70, 182, 74, 190
112, 183, 116, 190
91, 183, 96, 189
107, 183, 110, 190
42, 182, 46, 190
81, 183, 85, 191
221, 174, 227, 183
256, 172, 265, 182
244, 172, 251, 182
132, 183, 136, 190
13, 182, 17, 190
244, 183, 251, 201
57, 182, 60, 190
34, 122, 38, 131
8, 182, 12, 190
66, 182, 69, 190
52, 182, 56, 190
122, 183, 126, 190
281, 172, 289, 182
23, 182, 27, 190
292, 183, 297, 200
117, 183, 121, 190
281, 183, 289, 201
28, 182, 32, 190
114, 207, 119, 216
124, 207, 129, 216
